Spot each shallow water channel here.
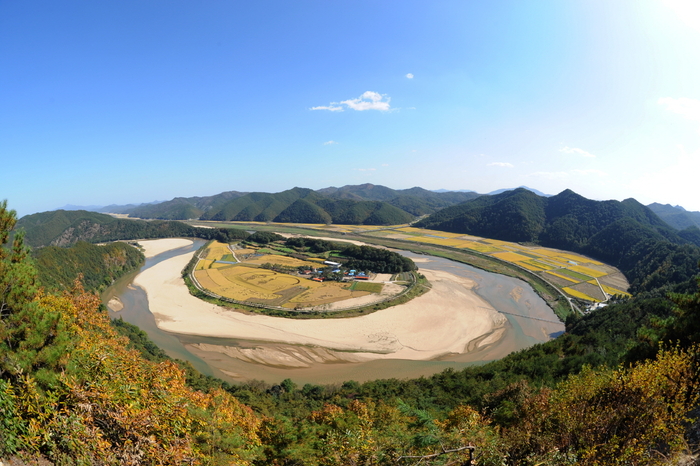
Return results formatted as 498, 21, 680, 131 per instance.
104, 241, 565, 385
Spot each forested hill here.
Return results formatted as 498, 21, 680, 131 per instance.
196, 187, 415, 225
34, 241, 145, 292
648, 202, 700, 230
416, 188, 700, 293
94, 184, 478, 222
17, 209, 250, 248
127, 190, 247, 220
316, 183, 481, 215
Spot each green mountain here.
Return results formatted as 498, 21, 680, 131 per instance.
17, 210, 249, 248
118, 184, 478, 222
128, 190, 246, 219
201, 187, 319, 221
416, 188, 696, 293
273, 198, 332, 224
317, 183, 481, 215
647, 202, 700, 230
418, 188, 678, 246
199, 187, 415, 225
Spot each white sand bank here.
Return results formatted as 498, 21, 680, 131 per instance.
133, 239, 507, 361
137, 238, 193, 258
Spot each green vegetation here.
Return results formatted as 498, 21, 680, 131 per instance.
198, 186, 421, 224
648, 201, 700, 231
17, 209, 250, 248
349, 281, 384, 293
118, 184, 478, 222
340, 244, 417, 273
8, 193, 700, 465
416, 188, 700, 296
33, 240, 144, 292
246, 231, 285, 244
0, 201, 262, 464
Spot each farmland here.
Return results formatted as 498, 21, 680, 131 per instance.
361, 227, 630, 303
186, 220, 631, 308
191, 241, 409, 310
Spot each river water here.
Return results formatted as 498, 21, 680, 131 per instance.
104, 241, 565, 385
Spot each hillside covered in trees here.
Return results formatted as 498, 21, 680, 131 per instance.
33, 241, 144, 293
5, 195, 700, 465
17, 209, 250, 248
75, 184, 481, 224
416, 188, 700, 294
648, 202, 700, 230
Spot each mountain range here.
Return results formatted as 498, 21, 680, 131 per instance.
60, 184, 481, 224
415, 188, 700, 293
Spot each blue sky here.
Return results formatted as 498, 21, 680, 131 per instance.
2, 0, 700, 217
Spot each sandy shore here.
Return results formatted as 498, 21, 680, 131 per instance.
133, 239, 507, 362
137, 238, 194, 258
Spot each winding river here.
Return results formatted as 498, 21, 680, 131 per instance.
104, 240, 564, 385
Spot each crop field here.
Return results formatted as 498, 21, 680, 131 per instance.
350, 281, 384, 293
244, 254, 320, 269
192, 242, 395, 309
363, 226, 630, 302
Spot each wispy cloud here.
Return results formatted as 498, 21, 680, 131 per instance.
658, 97, 700, 121
406, 73, 414, 79
488, 162, 514, 168
311, 91, 391, 112
560, 146, 596, 158
323, 140, 338, 145
310, 105, 343, 112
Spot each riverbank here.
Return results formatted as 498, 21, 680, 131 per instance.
133, 239, 507, 363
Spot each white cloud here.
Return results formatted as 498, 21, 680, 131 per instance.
381, 163, 389, 167
658, 97, 700, 121
323, 140, 338, 145
311, 91, 391, 112
488, 162, 514, 168
406, 73, 414, 79
560, 146, 596, 158
310, 105, 343, 112
341, 91, 391, 111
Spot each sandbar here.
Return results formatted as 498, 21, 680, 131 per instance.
133, 239, 507, 361
137, 238, 194, 258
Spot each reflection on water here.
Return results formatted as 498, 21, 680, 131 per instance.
104, 241, 565, 385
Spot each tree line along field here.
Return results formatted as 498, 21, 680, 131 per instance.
191, 240, 402, 310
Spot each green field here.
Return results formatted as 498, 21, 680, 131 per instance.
350, 281, 384, 293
